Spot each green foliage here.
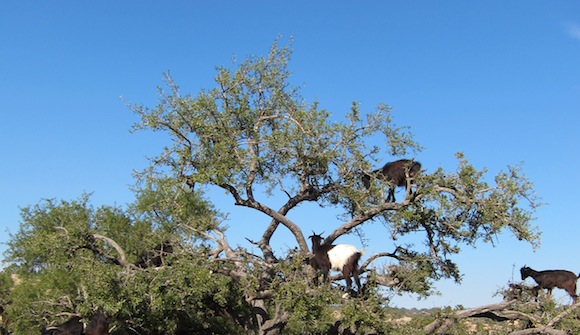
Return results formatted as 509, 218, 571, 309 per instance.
268, 252, 337, 334
131, 39, 541, 288
115, 253, 253, 334
1, 193, 254, 334
377, 153, 541, 287
131, 40, 420, 216
1, 40, 549, 334
130, 177, 222, 238
339, 294, 395, 334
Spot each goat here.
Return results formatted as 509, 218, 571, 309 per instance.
0, 306, 6, 334
134, 241, 174, 268
362, 159, 421, 202
41, 312, 109, 335
41, 315, 83, 335
85, 311, 109, 335
308, 232, 364, 294
520, 266, 580, 303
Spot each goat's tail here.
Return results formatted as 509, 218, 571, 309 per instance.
359, 249, 366, 256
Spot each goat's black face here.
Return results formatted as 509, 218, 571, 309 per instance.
520, 266, 530, 280
308, 232, 324, 242
362, 174, 371, 189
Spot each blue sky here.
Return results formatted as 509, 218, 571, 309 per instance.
1, 2, 579, 309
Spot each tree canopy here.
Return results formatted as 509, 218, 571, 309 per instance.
130, 40, 540, 286
0, 41, 544, 334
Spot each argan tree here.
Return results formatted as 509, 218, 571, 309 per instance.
128, 41, 540, 333
2, 191, 256, 334
1, 41, 542, 335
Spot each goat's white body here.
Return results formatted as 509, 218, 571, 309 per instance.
327, 244, 363, 271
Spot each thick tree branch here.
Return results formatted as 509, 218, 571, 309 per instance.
68, 231, 131, 268
224, 181, 338, 254
92, 233, 129, 267
424, 298, 580, 335
509, 302, 580, 335
241, 198, 309, 252
360, 249, 403, 270
425, 300, 517, 334
326, 199, 413, 244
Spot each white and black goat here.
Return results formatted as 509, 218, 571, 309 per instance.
309, 232, 364, 294
520, 266, 580, 303
362, 159, 421, 202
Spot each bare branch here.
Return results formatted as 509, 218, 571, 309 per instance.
425, 300, 517, 334
92, 234, 129, 267
509, 328, 568, 335
69, 233, 131, 268
360, 249, 402, 270
508, 302, 580, 335
326, 199, 413, 244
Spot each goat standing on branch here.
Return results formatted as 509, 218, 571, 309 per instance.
520, 266, 579, 303
362, 159, 421, 202
309, 232, 364, 294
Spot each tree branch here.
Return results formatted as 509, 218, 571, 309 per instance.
424, 300, 517, 334
68, 232, 131, 268
360, 249, 402, 270
508, 302, 580, 335
326, 199, 413, 244
92, 234, 129, 267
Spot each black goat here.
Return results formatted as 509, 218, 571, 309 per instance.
309, 232, 364, 294
520, 266, 579, 303
41, 316, 83, 335
41, 312, 109, 335
134, 241, 174, 268
85, 311, 109, 335
362, 159, 421, 202
0, 306, 7, 334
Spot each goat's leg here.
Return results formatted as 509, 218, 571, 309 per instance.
565, 288, 578, 303
532, 286, 540, 301
405, 171, 412, 200
343, 270, 353, 292
547, 288, 552, 301
353, 270, 362, 293
312, 273, 320, 286
387, 187, 395, 202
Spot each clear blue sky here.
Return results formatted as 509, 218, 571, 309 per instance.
1, 1, 579, 309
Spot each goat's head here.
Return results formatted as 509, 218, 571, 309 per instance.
308, 231, 325, 250
308, 231, 324, 242
520, 266, 531, 280
362, 174, 371, 189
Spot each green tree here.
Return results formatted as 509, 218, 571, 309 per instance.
1, 40, 542, 334
2, 187, 254, 334
127, 40, 541, 334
